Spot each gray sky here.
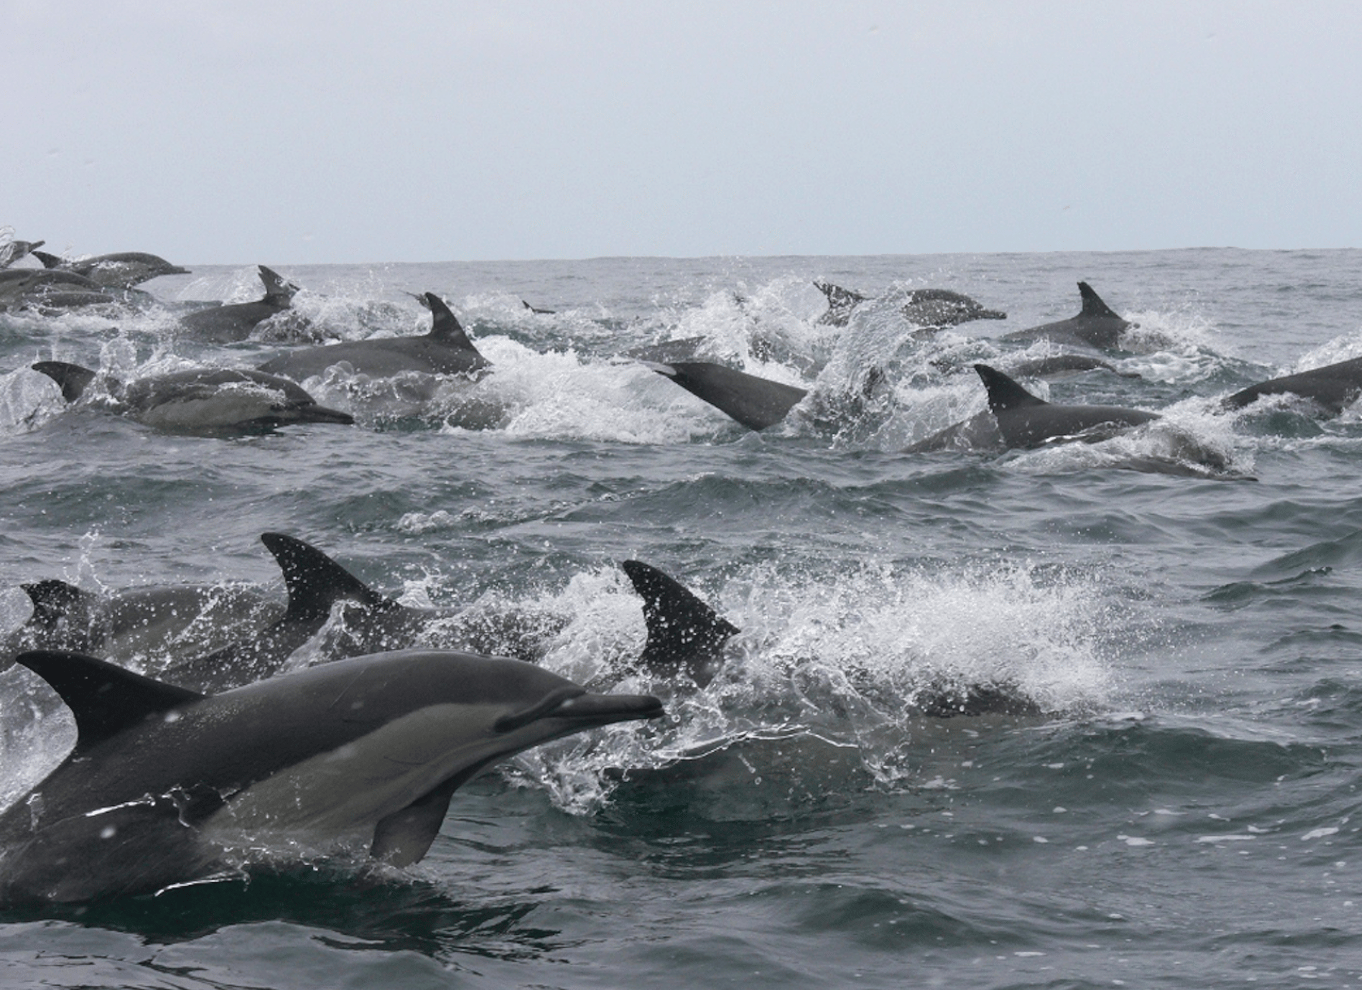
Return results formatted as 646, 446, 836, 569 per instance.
6, 0, 1360, 264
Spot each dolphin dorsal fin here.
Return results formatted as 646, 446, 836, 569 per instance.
32, 361, 99, 403
21, 579, 98, 628
260, 533, 389, 622
423, 293, 479, 346
974, 364, 1047, 414
15, 650, 203, 755
622, 561, 738, 686
258, 265, 298, 307
1077, 282, 1120, 319
31, 249, 62, 270
813, 281, 867, 306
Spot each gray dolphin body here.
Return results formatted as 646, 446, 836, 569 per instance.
1001, 282, 1133, 349
1224, 356, 1362, 416
0, 649, 663, 904
177, 266, 304, 342
31, 361, 353, 433
257, 293, 490, 381
0, 239, 44, 268
973, 363, 1158, 449
32, 250, 189, 290
644, 360, 809, 431
0, 268, 120, 312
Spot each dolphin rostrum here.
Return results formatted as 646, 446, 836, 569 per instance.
0, 648, 663, 904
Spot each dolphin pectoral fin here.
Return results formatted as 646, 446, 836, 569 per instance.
32, 361, 99, 403
622, 561, 738, 687
370, 777, 464, 867
14, 650, 202, 756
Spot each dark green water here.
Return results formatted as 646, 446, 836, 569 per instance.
0, 250, 1360, 987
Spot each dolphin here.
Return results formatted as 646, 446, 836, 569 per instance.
899, 288, 1006, 329
644, 360, 809, 431
0, 268, 121, 312
522, 300, 555, 315
813, 281, 869, 326
256, 293, 491, 381
0, 238, 43, 268
1001, 282, 1133, 349
31, 361, 353, 433
177, 265, 306, 343
0, 648, 663, 903
0, 579, 278, 672
1004, 354, 1138, 379
814, 281, 1005, 329
32, 250, 189, 290
620, 561, 739, 688
1223, 355, 1362, 416
973, 363, 1159, 449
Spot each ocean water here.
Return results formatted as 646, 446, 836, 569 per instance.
0, 248, 1360, 987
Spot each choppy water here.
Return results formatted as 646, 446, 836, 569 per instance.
1, 248, 1361, 987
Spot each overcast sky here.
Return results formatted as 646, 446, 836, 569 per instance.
5, 1, 1361, 264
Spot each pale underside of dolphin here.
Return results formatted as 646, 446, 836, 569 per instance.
814, 281, 1005, 329
31, 361, 353, 433
0, 648, 663, 904
1001, 282, 1133, 350
257, 292, 490, 381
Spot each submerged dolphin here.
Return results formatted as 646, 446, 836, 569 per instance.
32, 250, 189, 290
0, 579, 278, 672
31, 361, 353, 433
973, 363, 1159, 449
1224, 355, 1362, 416
1001, 282, 1133, 349
0, 268, 120, 312
257, 293, 491, 381
0, 648, 663, 903
814, 281, 1005, 329
177, 265, 305, 343
644, 360, 809, 431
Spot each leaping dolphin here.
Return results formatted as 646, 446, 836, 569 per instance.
1001, 282, 1134, 349
1224, 355, 1362, 416
0, 648, 663, 903
177, 265, 307, 343
31, 361, 353, 433
257, 293, 490, 381
32, 250, 189, 290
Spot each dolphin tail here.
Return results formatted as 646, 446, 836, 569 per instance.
260, 533, 391, 623
646, 360, 808, 431
973, 364, 1048, 415
622, 560, 739, 687
32, 361, 98, 403
258, 265, 299, 307
422, 292, 492, 368
1077, 282, 1122, 319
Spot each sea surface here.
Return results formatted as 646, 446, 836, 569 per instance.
0, 248, 1360, 987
